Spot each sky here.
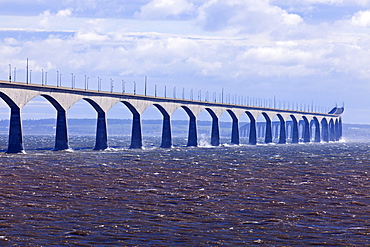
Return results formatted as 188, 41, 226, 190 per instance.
1, 0, 370, 123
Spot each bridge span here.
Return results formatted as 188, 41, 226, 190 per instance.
0, 80, 343, 153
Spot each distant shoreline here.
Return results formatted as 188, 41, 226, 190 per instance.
0, 119, 368, 141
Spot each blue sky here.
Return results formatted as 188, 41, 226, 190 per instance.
1, 0, 370, 123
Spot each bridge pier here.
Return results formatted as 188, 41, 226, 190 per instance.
339, 118, 343, 140
187, 115, 197, 146
160, 113, 172, 148
335, 119, 340, 141
321, 119, 329, 142
263, 113, 272, 144
291, 116, 299, 143
154, 104, 172, 148
246, 112, 257, 145
210, 114, 220, 146
303, 117, 310, 143
313, 118, 321, 143
182, 106, 197, 147
54, 109, 69, 151
93, 112, 108, 150
277, 115, 286, 144
122, 102, 143, 149
329, 119, 335, 142
228, 110, 239, 145
205, 109, 220, 146
6, 107, 24, 153
130, 112, 142, 149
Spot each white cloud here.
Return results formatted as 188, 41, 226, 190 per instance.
75, 31, 109, 43
196, 0, 303, 35
136, 0, 195, 19
351, 9, 370, 26
56, 8, 73, 18
38, 8, 73, 29
2, 0, 370, 122
272, 0, 370, 7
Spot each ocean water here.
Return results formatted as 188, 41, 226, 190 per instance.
0, 135, 369, 246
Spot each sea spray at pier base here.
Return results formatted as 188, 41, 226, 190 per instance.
0, 136, 369, 246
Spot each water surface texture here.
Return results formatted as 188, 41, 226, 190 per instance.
0, 136, 369, 246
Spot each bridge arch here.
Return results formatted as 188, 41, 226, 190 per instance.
321, 118, 329, 142
82, 98, 108, 150
289, 115, 299, 143
153, 104, 172, 148
276, 114, 286, 144
181, 106, 197, 147
302, 116, 310, 143
121, 101, 143, 149
226, 109, 240, 145
40, 94, 71, 151
0, 92, 23, 153
329, 118, 335, 141
310, 117, 321, 142
205, 108, 220, 146
335, 118, 340, 141
261, 112, 272, 144
245, 111, 257, 145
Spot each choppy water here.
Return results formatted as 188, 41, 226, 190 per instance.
0, 136, 369, 246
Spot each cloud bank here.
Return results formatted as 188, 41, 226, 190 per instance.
0, 0, 370, 122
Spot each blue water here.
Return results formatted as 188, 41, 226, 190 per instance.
0, 136, 369, 246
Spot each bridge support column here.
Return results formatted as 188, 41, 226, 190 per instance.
182, 106, 197, 147
153, 104, 172, 148
211, 116, 220, 146
6, 107, 24, 153
277, 115, 286, 144
321, 119, 329, 142
329, 120, 335, 142
54, 109, 69, 151
187, 115, 197, 147
262, 113, 272, 144
291, 117, 299, 143
303, 117, 310, 143
229, 111, 239, 145
160, 113, 172, 148
206, 109, 219, 146
130, 112, 142, 149
313, 118, 321, 143
246, 112, 257, 145
339, 118, 343, 140
335, 119, 340, 141
93, 112, 108, 150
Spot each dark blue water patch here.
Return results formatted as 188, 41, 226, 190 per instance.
0, 139, 369, 245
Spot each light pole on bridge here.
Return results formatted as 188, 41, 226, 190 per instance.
26, 58, 29, 84
45, 72, 47, 85
14, 67, 16, 82
8, 64, 11, 82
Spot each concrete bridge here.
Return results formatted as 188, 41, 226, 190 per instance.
0, 80, 343, 153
